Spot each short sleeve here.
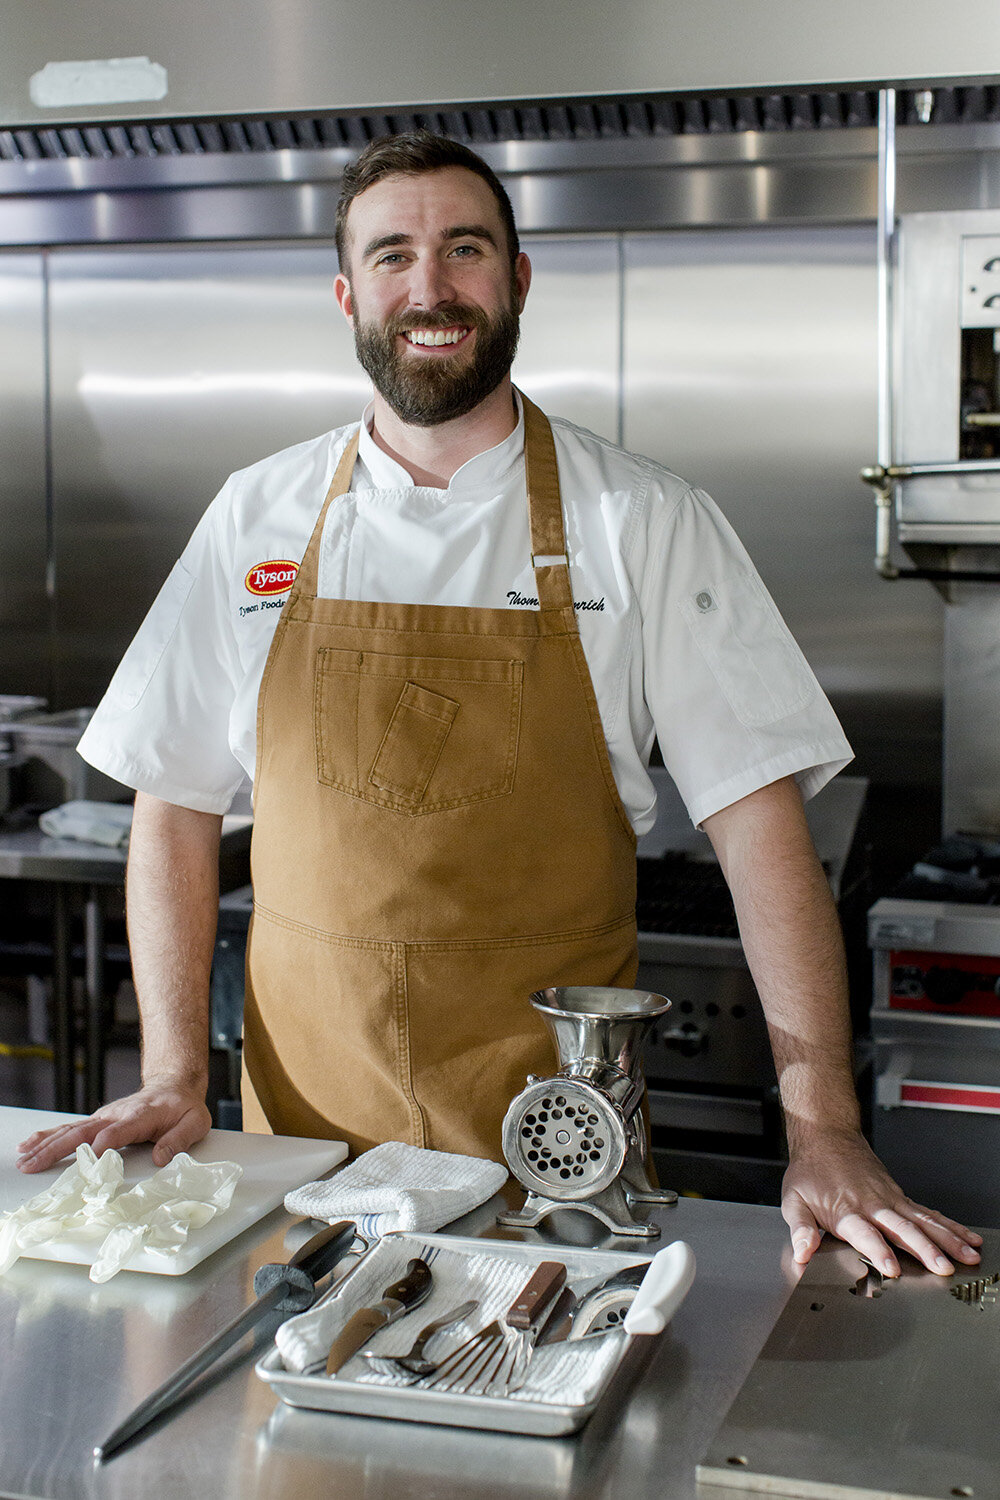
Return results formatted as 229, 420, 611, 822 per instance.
639, 483, 853, 827
78, 478, 246, 814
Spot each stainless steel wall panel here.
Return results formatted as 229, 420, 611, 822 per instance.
44, 236, 618, 707
513, 237, 619, 443
943, 585, 1000, 834
47, 245, 360, 705
623, 227, 943, 786
0, 253, 49, 698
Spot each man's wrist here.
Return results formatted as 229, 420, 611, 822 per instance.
140, 1065, 209, 1096
784, 1115, 864, 1158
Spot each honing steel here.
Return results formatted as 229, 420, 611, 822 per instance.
95, 1219, 357, 1461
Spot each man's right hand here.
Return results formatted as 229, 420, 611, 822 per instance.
15, 1081, 212, 1174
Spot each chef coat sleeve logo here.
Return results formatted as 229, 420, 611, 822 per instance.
680, 572, 816, 728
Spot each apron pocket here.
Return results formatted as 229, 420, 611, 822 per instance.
315, 648, 523, 812
369, 681, 459, 806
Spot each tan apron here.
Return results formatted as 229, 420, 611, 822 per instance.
243, 394, 638, 1160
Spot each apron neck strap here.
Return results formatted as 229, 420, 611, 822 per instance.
293, 429, 361, 599
294, 397, 574, 614
520, 392, 574, 613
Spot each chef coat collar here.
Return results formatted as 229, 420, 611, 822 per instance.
355, 391, 526, 495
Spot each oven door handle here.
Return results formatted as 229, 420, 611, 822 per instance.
878, 1063, 1000, 1115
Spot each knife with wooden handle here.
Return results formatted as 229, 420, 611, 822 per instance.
325, 1256, 434, 1374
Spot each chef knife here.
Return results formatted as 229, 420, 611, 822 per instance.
95, 1218, 358, 1461
325, 1256, 433, 1374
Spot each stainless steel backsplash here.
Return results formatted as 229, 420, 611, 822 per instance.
0, 227, 943, 792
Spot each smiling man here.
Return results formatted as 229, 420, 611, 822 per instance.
17, 132, 982, 1281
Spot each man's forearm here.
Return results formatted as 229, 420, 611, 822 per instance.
702, 775, 861, 1148
127, 791, 223, 1094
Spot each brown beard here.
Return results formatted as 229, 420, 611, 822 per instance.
352, 296, 521, 427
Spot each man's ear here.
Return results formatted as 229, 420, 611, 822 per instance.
514, 252, 532, 313
334, 273, 354, 326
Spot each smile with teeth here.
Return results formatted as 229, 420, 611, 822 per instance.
403, 327, 471, 347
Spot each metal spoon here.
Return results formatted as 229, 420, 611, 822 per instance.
359, 1299, 479, 1378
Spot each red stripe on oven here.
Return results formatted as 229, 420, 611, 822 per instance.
901, 1082, 1000, 1112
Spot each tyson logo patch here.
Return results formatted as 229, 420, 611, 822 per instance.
245, 560, 298, 596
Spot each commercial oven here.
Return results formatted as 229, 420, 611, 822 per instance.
869, 866, 1000, 1227
639, 768, 869, 1204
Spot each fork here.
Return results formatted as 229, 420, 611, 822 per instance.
359, 1299, 478, 1378
421, 1261, 566, 1396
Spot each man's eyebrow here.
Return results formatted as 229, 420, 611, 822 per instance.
443, 224, 499, 248
359, 224, 500, 261
360, 232, 411, 260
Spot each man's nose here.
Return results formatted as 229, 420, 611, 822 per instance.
407, 256, 456, 310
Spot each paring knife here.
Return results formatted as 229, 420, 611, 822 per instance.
325, 1256, 433, 1374
95, 1218, 358, 1462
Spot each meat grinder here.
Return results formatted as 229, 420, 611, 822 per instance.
497, 986, 677, 1238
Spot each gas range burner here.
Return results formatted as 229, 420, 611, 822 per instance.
892, 835, 1000, 905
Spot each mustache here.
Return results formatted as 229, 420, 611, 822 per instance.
385, 306, 486, 335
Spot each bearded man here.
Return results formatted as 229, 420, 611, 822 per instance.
17, 132, 982, 1282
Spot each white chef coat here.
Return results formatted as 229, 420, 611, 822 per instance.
78, 395, 852, 833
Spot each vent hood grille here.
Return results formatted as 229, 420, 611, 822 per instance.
2, 85, 997, 163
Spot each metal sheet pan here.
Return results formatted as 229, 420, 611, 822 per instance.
256, 1231, 657, 1436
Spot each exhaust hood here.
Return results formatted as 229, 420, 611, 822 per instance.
3, 0, 1000, 135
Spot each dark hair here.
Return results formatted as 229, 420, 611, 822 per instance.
335, 130, 519, 271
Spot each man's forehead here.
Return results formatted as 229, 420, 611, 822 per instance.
345, 166, 503, 241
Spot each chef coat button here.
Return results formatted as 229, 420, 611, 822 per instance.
695, 590, 715, 612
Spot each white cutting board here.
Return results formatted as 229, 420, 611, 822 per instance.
0, 1106, 347, 1275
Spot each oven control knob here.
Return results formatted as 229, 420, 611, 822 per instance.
661, 1022, 706, 1056
921, 966, 970, 1007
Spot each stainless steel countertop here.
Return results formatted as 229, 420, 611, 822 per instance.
0, 1185, 799, 1499
0, 815, 253, 882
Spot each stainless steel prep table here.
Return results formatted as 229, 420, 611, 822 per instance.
0, 816, 252, 1114
0, 1185, 797, 1500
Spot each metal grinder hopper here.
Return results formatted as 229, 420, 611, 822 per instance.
498, 986, 678, 1237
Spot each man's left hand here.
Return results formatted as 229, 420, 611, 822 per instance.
781, 1128, 983, 1277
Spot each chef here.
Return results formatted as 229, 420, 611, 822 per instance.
17, 132, 981, 1281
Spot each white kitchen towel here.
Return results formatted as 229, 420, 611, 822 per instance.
39, 800, 133, 849
275, 1233, 631, 1409
283, 1141, 508, 1237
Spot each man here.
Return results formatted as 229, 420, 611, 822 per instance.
17, 132, 980, 1281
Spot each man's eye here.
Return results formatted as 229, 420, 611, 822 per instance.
451, 244, 480, 257
376, 253, 406, 266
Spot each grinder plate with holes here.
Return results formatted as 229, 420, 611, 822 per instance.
509, 1080, 626, 1194
507, 1080, 626, 1199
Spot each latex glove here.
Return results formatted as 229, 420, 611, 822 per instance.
781, 1128, 982, 1277
0, 1145, 125, 1273
90, 1154, 242, 1282
0, 1145, 241, 1281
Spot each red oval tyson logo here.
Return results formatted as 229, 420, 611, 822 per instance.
245, 560, 298, 596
